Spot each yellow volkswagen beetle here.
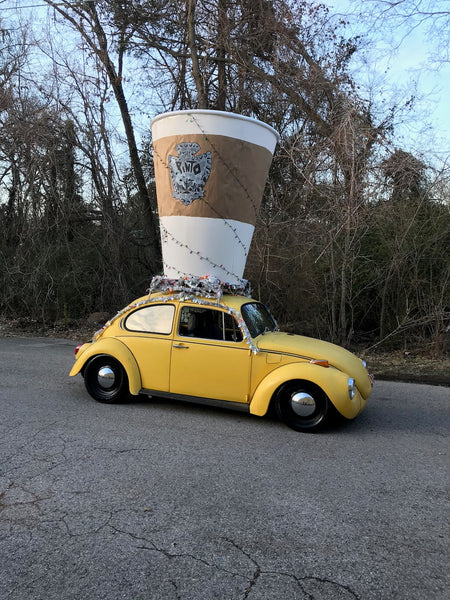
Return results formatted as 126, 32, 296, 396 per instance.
70, 293, 372, 432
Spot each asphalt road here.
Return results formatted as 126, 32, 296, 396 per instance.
0, 336, 448, 600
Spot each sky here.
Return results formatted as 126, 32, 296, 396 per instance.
2, 0, 449, 163
322, 0, 450, 160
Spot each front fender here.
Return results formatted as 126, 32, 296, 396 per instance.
69, 338, 142, 396
249, 362, 362, 419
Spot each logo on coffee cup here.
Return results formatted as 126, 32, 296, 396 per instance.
168, 142, 212, 206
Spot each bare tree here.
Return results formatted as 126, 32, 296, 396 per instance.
1, 0, 447, 356
43, 0, 161, 273
360, 0, 450, 64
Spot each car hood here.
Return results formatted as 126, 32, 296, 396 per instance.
256, 331, 372, 398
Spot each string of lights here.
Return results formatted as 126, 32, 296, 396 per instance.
189, 112, 259, 218
152, 140, 250, 255
159, 222, 247, 284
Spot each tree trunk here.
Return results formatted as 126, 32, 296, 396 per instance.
44, 0, 161, 272
186, 0, 207, 108
215, 0, 228, 110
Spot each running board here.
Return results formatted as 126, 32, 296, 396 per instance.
140, 389, 250, 413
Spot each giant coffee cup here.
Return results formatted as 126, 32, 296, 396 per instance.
151, 110, 279, 284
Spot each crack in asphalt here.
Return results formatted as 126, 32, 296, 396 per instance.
59, 509, 115, 537
0, 481, 53, 515
101, 527, 361, 600
223, 537, 261, 599
224, 537, 361, 600
0, 476, 362, 600
0, 488, 7, 512
267, 570, 362, 600
110, 525, 246, 579
91, 446, 153, 453
169, 579, 182, 600
0, 442, 362, 600
0, 426, 67, 478
0, 426, 362, 599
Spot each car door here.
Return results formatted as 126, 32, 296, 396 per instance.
170, 304, 251, 403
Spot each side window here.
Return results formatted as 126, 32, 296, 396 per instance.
178, 306, 242, 342
124, 304, 175, 334
222, 312, 243, 342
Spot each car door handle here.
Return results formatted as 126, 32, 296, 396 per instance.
173, 344, 189, 349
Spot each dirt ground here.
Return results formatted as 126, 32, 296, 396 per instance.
1, 317, 449, 387
361, 352, 450, 387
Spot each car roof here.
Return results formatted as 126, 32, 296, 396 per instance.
145, 292, 258, 312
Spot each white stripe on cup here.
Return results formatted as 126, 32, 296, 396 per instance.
160, 215, 254, 283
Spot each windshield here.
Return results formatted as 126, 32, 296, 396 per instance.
241, 302, 277, 338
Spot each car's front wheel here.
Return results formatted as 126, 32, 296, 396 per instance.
275, 380, 330, 432
84, 355, 129, 403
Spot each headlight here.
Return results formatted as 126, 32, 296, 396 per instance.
348, 377, 356, 399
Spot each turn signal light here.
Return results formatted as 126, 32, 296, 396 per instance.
310, 359, 329, 368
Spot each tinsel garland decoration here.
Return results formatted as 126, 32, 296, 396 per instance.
92, 290, 259, 354
149, 274, 252, 301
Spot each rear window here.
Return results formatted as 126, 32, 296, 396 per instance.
124, 304, 175, 334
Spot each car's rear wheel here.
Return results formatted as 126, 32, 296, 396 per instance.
275, 380, 330, 432
84, 355, 129, 403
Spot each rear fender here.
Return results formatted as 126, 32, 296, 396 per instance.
69, 338, 142, 396
249, 362, 353, 417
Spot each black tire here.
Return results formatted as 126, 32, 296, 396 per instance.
84, 355, 129, 404
275, 380, 330, 432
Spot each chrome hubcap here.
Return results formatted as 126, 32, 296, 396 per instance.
97, 366, 116, 389
290, 391, 316, 417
